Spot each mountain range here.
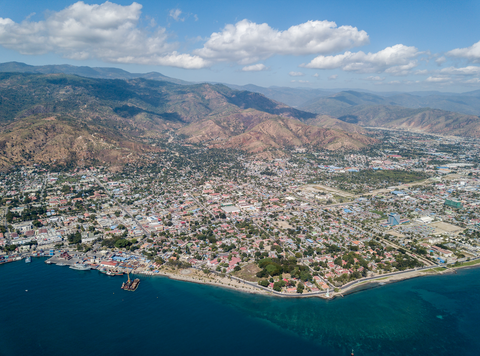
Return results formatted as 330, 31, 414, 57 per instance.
0, 61, 191, 85
3, 62, 479, 115
0, 72, 376, 168
1, 62, 479, 169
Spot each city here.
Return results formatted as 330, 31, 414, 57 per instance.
2, 129, 479, 297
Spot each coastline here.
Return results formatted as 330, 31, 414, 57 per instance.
136, 260, 480, 299
13, 254, 480, 299
138, 267, 274, 296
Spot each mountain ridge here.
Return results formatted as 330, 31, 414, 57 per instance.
0, 72, 375, 168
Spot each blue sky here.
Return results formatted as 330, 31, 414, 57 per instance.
0, 0, 479, 91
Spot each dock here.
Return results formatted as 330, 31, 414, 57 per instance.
121, 272, 140, 291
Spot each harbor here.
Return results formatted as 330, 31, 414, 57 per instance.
44, 252, 138, 276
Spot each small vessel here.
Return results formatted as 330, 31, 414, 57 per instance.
121, 272, 140, 291
69, 263, 91, 271
25, 256, 31, 263
56, 263, 68, 267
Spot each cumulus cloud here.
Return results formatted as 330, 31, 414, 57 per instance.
194, 19, 368, 65
289, 71, 304, 76
301, 44, 420, 75
439, 66, 480, 75
426, 76, 450, 83
414, 69, 428, 75
291, 80, 309, 83
0, 1, 207, 68
447, 40, 480, 63
435, 56, 446, 65
169, 8, 184, 22
363, 76, 385, 81
328, 74, 338, 80
313, 73, 319, 77
242, 63, 268, 72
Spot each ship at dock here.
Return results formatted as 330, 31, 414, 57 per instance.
25, 256, 31, 263
121, 272, 140, 292
69, 263, 91, 271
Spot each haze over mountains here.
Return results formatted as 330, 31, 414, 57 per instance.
2, 62, 480, 115
0, 71, 375, 168
0, 62, 479, 168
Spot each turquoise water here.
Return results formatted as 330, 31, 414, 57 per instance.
1, 259, 479, 356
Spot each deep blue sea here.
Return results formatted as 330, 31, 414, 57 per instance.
1, 259, 480, 356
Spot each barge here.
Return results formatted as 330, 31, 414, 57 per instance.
121, 272, 140, 291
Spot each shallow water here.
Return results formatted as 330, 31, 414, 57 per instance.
1, 259, 479, 356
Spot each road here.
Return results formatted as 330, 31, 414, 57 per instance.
89, 175, 149, 237
294, 191, 438, 268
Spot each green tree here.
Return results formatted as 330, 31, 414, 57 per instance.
297, 283, 305, 294
258, 279, 269, 287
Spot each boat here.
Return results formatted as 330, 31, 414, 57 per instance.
69, 263, 91, 271
56, 263, 68, 267
121, 272, 140, 291
25, 256, 31, 263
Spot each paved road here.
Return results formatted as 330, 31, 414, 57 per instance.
294, 192, 437, 268
90, 175, 149, 237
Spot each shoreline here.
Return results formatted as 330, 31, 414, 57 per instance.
136, 261, 480, 299
13, 254, 480, 299
138, 268, 274, 296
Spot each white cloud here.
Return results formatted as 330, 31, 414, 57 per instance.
363, 76, 385, 81
414, 69, 428, 75
289, 71, 304, 76
194, 19, 368, 65
439, 66, 480, 75
291, 80, 309, 83
301, 44, 420, 75
0, 1, 208, 69
465, 78, 480, 84
242, 63, 268, 72
328, 74, 338, 80
313, 73, 319, 77
447, 40, 480, 63
426, 76, 450, 83
435, 56, 446, 65
384, 61, 418, 75
169, 8, 184, 22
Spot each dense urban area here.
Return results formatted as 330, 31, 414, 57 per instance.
1, 129, 480, 296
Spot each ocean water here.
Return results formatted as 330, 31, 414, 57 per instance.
1, 259, 479, 356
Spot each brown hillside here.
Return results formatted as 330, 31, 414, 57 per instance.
222, 118, 377, 153
0, 118, 154, 168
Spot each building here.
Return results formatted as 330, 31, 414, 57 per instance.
417, 216, 434, 224
388, 213, 400, 226
445, 199, 462, 209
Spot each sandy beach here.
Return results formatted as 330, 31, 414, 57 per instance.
139, 267, 273, 296
133, 260, 480, 299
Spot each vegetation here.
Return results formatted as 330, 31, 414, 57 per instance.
255, 257, 312, 282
